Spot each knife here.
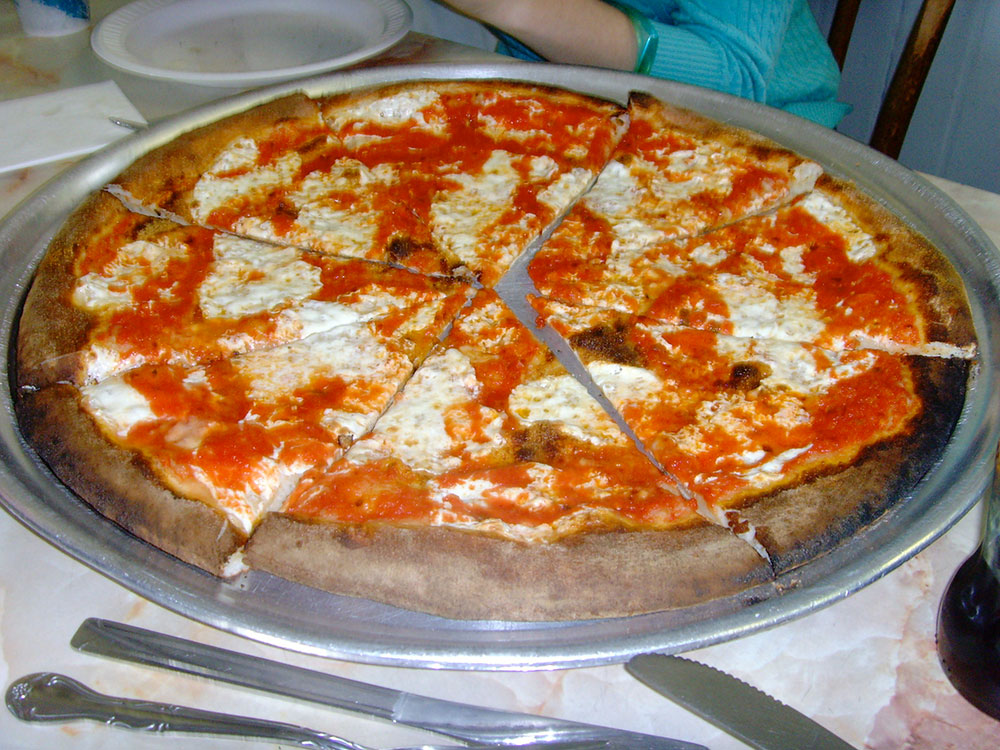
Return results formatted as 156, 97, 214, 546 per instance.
71, 619, 704, 750
626, 653, 856, 750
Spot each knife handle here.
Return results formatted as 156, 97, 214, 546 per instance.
71, 618, 399, 720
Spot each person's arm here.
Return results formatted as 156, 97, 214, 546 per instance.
439, 0, 638, 71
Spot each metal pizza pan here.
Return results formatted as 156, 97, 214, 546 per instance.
1, 62, 998, 670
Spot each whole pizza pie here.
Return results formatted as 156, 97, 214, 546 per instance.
13, 80, 975, 620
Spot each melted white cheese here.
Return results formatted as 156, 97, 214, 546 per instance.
508, 373, 625, 446
779, 244, 816, 283
790, 161, 823, 195
739, 444, 813, 485
587, 360, 665, 413
689, 241, 729, 268
197, 234, 322, 319
537, 167, 593, 214
798, 191, 878, 263
652, 147, 732, 200
584, 159, 641, 218
711, 272, 826, 342
81, 377, 157, 436
714, 336, 878, 394
272, 300, 362, 340
233, 324, 407, 410
192, 138, 301, 223
73, 239, 190, 311
327, 89, 443, 132
430, 150, 519, 266
347, 347, 504, 474
437, 463, 562, 512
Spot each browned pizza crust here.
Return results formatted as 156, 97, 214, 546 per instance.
108, 92, 323, 220
737, 355, 970, 572
15, 384, 246, 575
244, 515, 772, 621
815, 174, 976, 354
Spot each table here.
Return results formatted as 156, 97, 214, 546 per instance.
3, 2, 1000, 748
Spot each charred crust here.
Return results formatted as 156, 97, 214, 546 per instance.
746, 143, 779, 162
724, 509, 751, 535
627, 90, 657, 110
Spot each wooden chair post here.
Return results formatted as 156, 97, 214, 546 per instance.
828, 0, 862, 69
869, 0, 956, 159
827, 0, 956, 159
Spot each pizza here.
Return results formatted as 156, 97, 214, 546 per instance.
12, 79, 974, 621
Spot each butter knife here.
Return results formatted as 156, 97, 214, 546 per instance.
626, 654, 856, 750
72, 619, 704, 750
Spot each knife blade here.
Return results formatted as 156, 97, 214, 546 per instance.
72, 619, 704, 750
626, 654, 856, 750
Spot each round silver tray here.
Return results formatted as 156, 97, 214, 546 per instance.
2, 63, 999, 670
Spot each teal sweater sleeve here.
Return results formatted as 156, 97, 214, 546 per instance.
493, 0, 849, 128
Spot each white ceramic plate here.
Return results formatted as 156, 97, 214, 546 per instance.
91, 0, 412, 87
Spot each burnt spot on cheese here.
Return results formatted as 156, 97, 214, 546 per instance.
726, 361, 771, 391
275, 200, 299, 222
296, 135, 328, 156
340, 165, 362, 181
388, 236, 416, 260
513, 422, 565, 464
569, 322, 642, 366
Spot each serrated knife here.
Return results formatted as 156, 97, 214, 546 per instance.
71, 619, 704, 750
626, 654, 856, 750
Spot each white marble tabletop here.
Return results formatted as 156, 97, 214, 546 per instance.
3, 2, 1000, 749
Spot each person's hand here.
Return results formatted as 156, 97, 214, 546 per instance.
438, 0, 638, 71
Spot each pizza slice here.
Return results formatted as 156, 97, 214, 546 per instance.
533, 298, 967, 556
105, 92, 428, 272
17, 192, 468, 389
556, 92, 823, 254
313, 80, 629, 285
245, 290, 771, 620
16, 283, 468, 574
530, 176, 976, 357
